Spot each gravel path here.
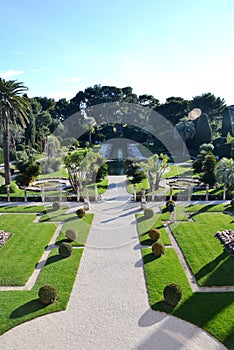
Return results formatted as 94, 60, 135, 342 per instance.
0, 176, 227, 350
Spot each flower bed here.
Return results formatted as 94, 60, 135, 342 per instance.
215, 230, 234, 254
0, 230, 13, 248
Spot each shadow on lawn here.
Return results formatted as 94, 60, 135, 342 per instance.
10, 299, 47, 319
195, 250, 234, 286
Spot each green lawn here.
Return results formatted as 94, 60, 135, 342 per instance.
140, 205, 234, 348
37, 166, 68, 179
126, 178, 150, 194
0, 248, 83, 335
0, 214, 57, 286
136, 213, 171, 245
0, 205, 45, 213
0, 202, 93, 335
162, 164, 195, 178
171, 212, 234, 286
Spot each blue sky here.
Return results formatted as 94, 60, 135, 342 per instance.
1, 0, 234, 104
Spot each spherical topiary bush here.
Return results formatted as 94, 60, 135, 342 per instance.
76, 207, 85, 218
163, 283, 182, 306
38, 284, 58, 305
149, 228, 161, 241
144, 208, 154, 219
52, 201, 61, 211
152, 242, 165, 257
59, 242, 73, 258
65, 228, 78, 242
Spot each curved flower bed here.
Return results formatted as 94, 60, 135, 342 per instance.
0, 230, 13, 248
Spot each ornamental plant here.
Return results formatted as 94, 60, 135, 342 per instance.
163, 283, 182, 306
52, 201, 61, 211
152, 242, 165, 257
59, 242, 73, 258
144, 208, 154, 219
38, 284, 58, 305
76, 207, 85, 218
149, 228, 161, 241
65, 228, 78, 242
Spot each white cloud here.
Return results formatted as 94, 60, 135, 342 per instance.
0, 70, 24, 79
62, 77, 82, 83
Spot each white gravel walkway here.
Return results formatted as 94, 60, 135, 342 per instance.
0, 176, 227, 349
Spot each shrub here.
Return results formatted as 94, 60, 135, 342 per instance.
58, 242, 73, 257
149, 228, 161, 241
152, 242, 165, 257
144, 208, 154, 218
163, 283, 182, 306
38, 284, 58, 305
230, 199, 234, 208
0, 183, 19, 194
65, 228, 78, 242
76, 207, 85, 218
52, 201, 61, 211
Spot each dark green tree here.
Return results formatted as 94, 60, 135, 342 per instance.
221, 107, 233, 137
193, 113, 212, 149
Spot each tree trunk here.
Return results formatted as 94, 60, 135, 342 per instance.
3, 116, 11, 185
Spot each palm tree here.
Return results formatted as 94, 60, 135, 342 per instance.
0, 79, 30, 185
215, 158, 234, 199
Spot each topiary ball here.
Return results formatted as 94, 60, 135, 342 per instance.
163, 283, 182, 306
144, 208, 154, 219
52, 201, 61, 211
76, 207, 85, 218
152, 242, 165, 257
38, 284, 58, 305
65, 228, 78, 242
59, 242, 73, 257
149, 228, 161, 241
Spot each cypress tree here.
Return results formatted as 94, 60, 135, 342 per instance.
221, 107, 233, 137
194, 113, 212, 149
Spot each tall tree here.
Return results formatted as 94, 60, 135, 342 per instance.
193, 113, 212, 149
0, 79, 30, 185
190, 93, 226, 121
221, 107, 233, 137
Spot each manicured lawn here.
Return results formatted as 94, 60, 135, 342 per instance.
140, 204, 234, 348
185, 203, 234, 213
0, 205, 45, 213
171, 212, 234, 286
162, 164, 195, 178
126, 178, 150, 194
136, 213, 171, 245
0, 201, 93, 335
142, 247, 192, 310
56, 214, 94, 247
142, 247, 234, 348
0, 248, 83, 335
37, 166, 68, 179
0, 214, 57, 286
39, 206, 93, 246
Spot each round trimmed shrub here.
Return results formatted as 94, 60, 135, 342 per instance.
38, 284, 58, 305
65, 228, 78, 242
52, 201, 61, 211
59, 242, 73, 257
152, 242, 165, 257
163, 283, 182, 306
149, 228, 161, 241
144, 208, 154, 219
76, 207, 85, 218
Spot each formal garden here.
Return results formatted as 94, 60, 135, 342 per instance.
0, 81, 234, 348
